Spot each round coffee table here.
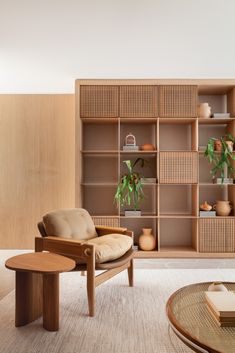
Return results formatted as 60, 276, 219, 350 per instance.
166, 282, 235, 353
5, 252, 75, 331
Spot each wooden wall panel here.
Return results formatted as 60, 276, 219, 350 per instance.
0, 95, 75, 249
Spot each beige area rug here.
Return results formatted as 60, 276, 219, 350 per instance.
1, 268, 235, 353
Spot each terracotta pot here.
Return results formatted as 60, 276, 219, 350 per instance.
197, 103, 211, 118
138, 228, 156, 251
225, 140, 234, 152
214, 139, 222, 152
213, 200, 232, 216
141, 143, 155, 151
200, 201, 212, 211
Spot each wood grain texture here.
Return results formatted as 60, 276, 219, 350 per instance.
15, 271, 43, 327
6, 252, 75, 274
43, 273, 59, 331
0, 94, 75, 249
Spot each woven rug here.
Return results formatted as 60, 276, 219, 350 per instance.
1, 268, 235, 353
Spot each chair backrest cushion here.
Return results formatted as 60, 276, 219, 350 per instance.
42, 208, 97, 240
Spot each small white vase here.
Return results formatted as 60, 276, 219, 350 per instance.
208, 282, 228, 292
197, 103, 211, 118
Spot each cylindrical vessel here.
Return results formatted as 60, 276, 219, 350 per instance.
138, 228, 156, 251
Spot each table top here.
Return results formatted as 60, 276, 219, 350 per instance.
5, 252, 76, 274
166, 282, 235, 353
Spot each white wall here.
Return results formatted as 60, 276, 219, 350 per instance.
1, 0, 235, 93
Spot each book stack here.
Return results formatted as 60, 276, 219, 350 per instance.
140, 177, 157, 184
199, 211, 216, 217
123, 145, 139, 151
212, 113, 230, 119
205, 291, 235, 327
215, 178, 234, 185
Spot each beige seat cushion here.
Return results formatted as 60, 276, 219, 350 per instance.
43, 208, 97, 240
86, 234, 133, 263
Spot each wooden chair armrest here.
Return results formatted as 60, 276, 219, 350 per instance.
35, 236, 94, 263
95, 226, 134, 238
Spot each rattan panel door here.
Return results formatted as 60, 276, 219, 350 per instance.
80, 85, 119, 117
120, 85, 158, 117
199, 218, 235, 252
159, 85, 197, 118
92, 217, 120, 227
159, 152, 198, 184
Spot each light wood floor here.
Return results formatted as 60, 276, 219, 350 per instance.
1, 250, 235, 300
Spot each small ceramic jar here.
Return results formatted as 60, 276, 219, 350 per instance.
198, 103, 211, 119
208, 282, 228, 292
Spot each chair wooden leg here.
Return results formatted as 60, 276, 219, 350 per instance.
127, 259, 134, 287
86, 250, 95, 317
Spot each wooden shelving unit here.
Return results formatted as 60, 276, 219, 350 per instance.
75, 79, 235, 258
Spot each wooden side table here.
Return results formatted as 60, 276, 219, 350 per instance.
5, 252, 75, 331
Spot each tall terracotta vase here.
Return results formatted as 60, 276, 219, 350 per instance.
138, 228, 156, 251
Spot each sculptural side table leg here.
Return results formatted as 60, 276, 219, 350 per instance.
43, 273, 59, 331
15, 271, 43, 327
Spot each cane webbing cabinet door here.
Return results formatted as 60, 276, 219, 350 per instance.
76, 79, 235, 259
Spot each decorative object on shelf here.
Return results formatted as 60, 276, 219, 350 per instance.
214, 139, 222, 152
226, 140, 234, 152
208, 282, 228, 292
140, 143, 155, 151
213, 200, 232, 217
197, 103, 211, 118
140, 177, 157, 184
125, 210, 141, 216
200, 201, 212, 211
123, 132, 139, 151
199, 211, 216, 217
114, 158, 147, 216
212, 113, 231, 119
204, 134, 235, 183
138, 228, 156, 251
214, 178, 234, 185
125, 132, 136, 146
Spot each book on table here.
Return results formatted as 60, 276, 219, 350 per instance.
205, 291, 235, 326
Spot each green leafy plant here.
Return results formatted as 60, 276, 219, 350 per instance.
114, 158, 146, 210
204, 134, 235, 182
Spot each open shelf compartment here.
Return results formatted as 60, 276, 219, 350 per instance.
159, 218, 197, 252
82, 185, 118, 216
82, 120, 118, 151
159, 185, 197, 216
82, 154, 118, 184
120, 120, 157, 151
159, 119, 197, 151
120, 217, 158, 249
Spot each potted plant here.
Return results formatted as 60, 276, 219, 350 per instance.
204, 134, 235, 184
114, 158, 146, 216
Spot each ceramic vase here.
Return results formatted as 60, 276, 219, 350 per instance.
139, 228, 156, 251
208, 282, 228, 292
214, 139, 222, 152
213, 200, 232, 216
197, 103, 211, 118
226, 140, 234, 152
